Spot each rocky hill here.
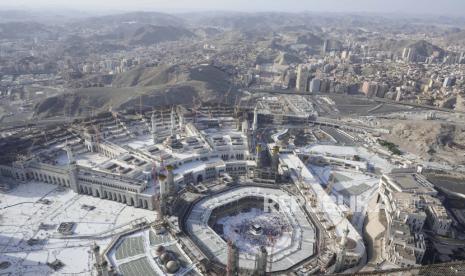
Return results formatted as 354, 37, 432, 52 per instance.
376, 39, 446, 57
274, 52, 302, 65
87, 23, 196, 47
0, 22, 54, 39
407, 40, 445, 57
112, 64, 180, 87
296, 33, 324, 47
73, 12, 185, 29
383, 120, 465, 164
128, 25, 195, 46
58, 12, 194, 49
34, 64, 236, 118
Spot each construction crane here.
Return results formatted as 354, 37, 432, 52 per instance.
324, 175, 353, 222
325, 174, 335, 194
92, 124, 101, 144
222, 83, 233, 105
297, 166, 303, 183
111, 110, 134, 139
233, 95, 240, 117
151, 161, 157, 187
27, 138, 39, 157
191, 96, 209, 123
208, 106, 213, 119
42, 131, 48, 143
327, 209, 353, 232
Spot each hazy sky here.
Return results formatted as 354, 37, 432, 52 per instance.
2, 0, 465, 15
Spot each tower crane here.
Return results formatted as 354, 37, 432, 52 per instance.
325, 174, 335, 194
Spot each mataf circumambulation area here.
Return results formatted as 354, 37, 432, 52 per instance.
185, 185, 317, 273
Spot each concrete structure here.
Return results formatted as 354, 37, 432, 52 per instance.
151, 111, 158, 144
252, 96, 318, 126
378, 169, 452, 267
309, 78, 321, 93
170, 106, 176, 136
0, 107, 256, 211
280, 153, 365, 270
296, 64, 309, 92
252, 105, 258, 132
334, 227, 350, 273
384, 220, 426, 268
184, 186, 317, 274
361, 81, 378, 98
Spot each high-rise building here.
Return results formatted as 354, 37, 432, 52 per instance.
322, 39, 329, 56
395, 89, 403, 102
408, 48, 416, 62
295, 65, 309, 92
402, 47, 417, 62
341, 50, 350, 60
376, 83, 389, 98
361, 81, 378, 97
323, 64, 332, 73
319, 79, 330, 93
309, 78, 321, 93
151, 111, 158, 144
252, 105, 258, 132
402, 48, 409, 60
443, 77, 455, 87
459, 52, 465, 64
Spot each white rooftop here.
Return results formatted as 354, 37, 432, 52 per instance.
185, 186, 316, 272
279, 153, 366, 257
0, 181, 155, 276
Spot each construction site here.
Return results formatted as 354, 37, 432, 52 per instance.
184, 185, 319, 274
0, 97, 464, 276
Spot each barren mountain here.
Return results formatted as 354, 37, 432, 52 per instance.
72, 12, 185, 29
274, 52, 302, 65
0, 21, 54, 39
407, 40, 445, 57
375, 39, 446, 57
296, 33, 324, 46
34, 64, 236, 118
128, 25, 195, 46
383, 120, 465, 164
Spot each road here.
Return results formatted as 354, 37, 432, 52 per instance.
250, 88, 463, 114
0, 116, 84, 131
